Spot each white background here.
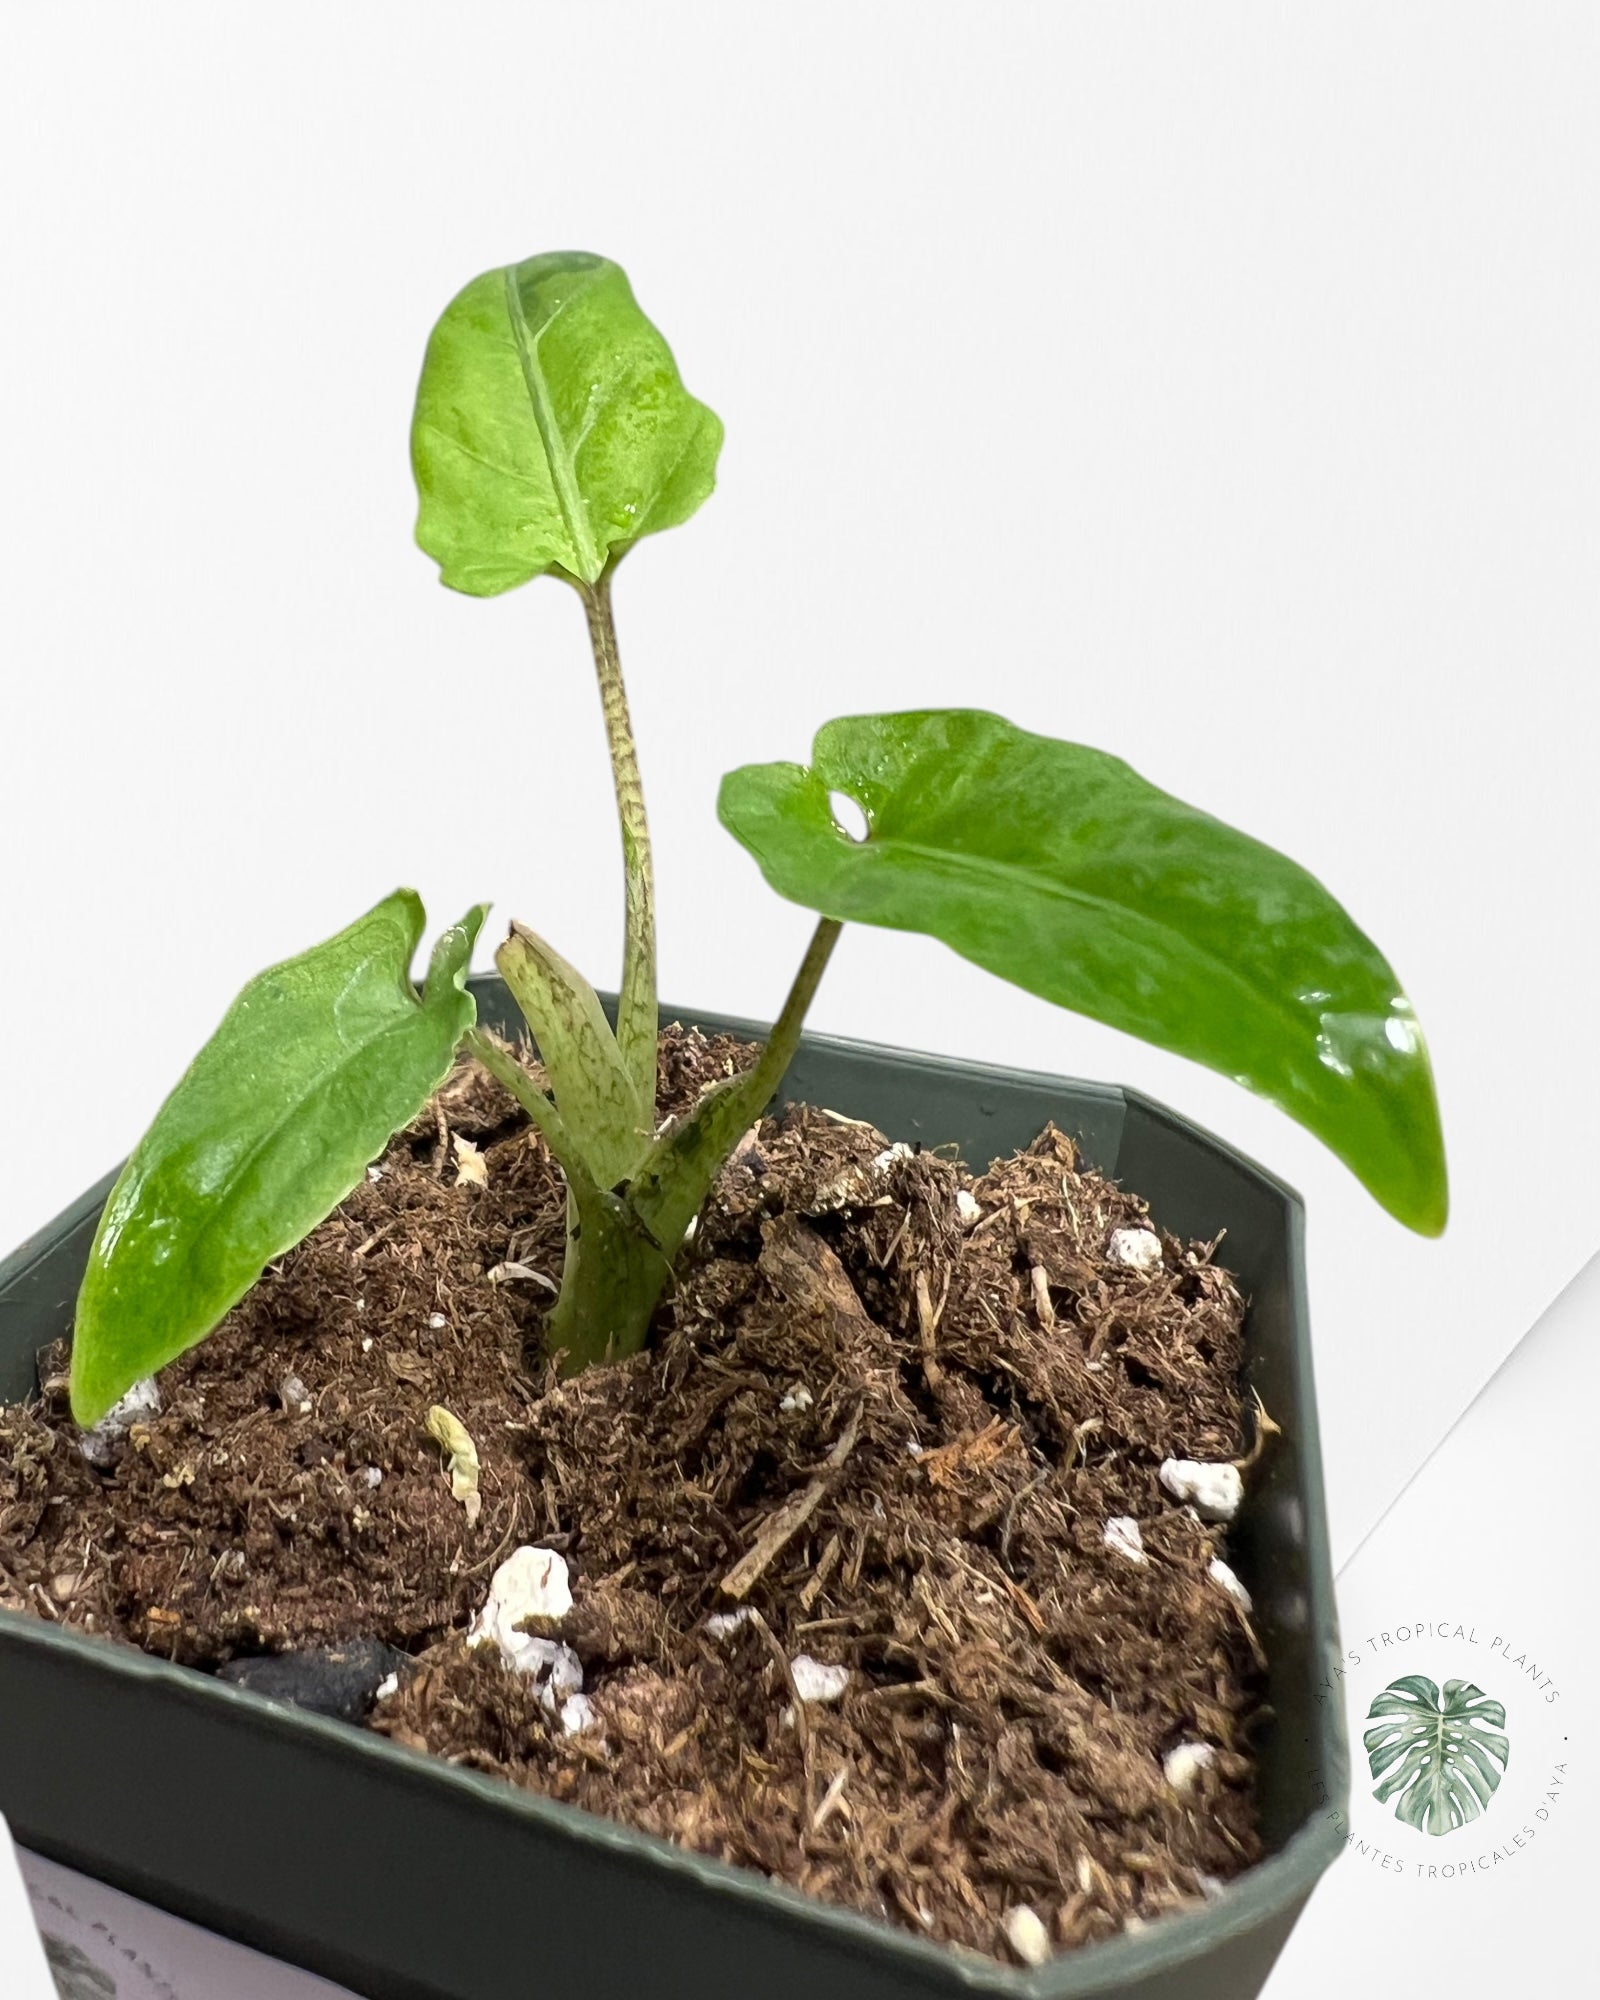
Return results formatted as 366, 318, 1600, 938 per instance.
0, 8, 1595, 1986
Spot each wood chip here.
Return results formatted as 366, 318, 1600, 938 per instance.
748, 1608, 814, 1822
798, 1531, 842, 1613
915, 1268, 945, 1389
720, 1402, 862, 1600
918, 1417, 1019, 1488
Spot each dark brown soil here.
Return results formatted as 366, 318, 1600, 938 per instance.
0, 1028, 1267, 1965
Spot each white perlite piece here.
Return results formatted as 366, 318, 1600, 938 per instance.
77, 1377, 162, 1466
810, 1141, 913, 1214
1102, 1516, 1146, 1564
473, 1546, 573, 1630
1208, 1557, 1252, 1612
705, 1608, 754, 1639
1002, 1906, 1052, 1967
559, 1692, 598, 1735
469, 1547, 583, 1711
779, 1385, 814, 1413
789, 1655, 850, 1704
1163, 1741, 1217, 1792
955, 1189, 982, 1227
1159, 1458, 1243, 1522
374, 1673, 400, 1702
1107, 1227, 1163, 1271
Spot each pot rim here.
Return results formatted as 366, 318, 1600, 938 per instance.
0, 994, 1350, 1996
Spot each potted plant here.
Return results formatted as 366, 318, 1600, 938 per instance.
0, 251, 1444, 2000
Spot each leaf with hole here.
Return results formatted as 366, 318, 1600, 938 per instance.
1364, 1675, 1509, 1834
412, 251, 723, 593
718, 708, 1447, 1233
70, 892, 487, 1426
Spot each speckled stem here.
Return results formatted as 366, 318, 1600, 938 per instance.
576, 566, 657, 1106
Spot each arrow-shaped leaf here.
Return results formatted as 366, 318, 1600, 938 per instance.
70, 891, 487, 1425
412, 251, 723, 594
718, 709, 1447, 1234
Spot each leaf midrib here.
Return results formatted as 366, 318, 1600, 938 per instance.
503, 267, 599, 580
855, 830, 1320, 1076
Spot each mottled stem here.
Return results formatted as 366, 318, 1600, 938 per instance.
575, 566, 657, 1104
464, 1028, 578, 1169
539, 917, 846, 1373
628, 917, 843, 1255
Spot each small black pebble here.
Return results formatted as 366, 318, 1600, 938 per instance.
217, 1639, 410, 1723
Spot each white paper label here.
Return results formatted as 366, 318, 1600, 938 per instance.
0, 1814, 56, 1999
14, 1845, 358, 1999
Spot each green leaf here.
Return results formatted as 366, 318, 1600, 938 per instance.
718, 710, 1447, 1235
411, 251, 723, 593
1364, 1675, 1509, 1834
70, 891, 488, 1427
496, 922, 653, 1189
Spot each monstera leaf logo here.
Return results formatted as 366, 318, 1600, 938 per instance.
1364, 1674, 1510, 1834
42, 1934, 119, 1999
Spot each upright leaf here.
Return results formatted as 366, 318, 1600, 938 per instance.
412, 251, 724, 593
1364, 1676, 1509, 1834
496, 922, 653, 1189
719, 709, 1447, 1234
70, 892, 488, 1426
629, 1065, 772, 1257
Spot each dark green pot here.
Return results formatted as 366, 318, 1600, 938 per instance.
0, 984, 1347, 1999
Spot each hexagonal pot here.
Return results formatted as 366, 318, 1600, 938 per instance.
0, 982, 1347, 2000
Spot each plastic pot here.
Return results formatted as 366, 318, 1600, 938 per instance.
0, 983, 1347, 1999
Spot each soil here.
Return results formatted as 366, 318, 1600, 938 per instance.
0, 1027, 1267, 1965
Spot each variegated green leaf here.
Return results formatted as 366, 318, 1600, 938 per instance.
719, 709, 1448, 1234
71, 893, 487, 1426
412, 252, 723, 593
496, 922, 653, 1188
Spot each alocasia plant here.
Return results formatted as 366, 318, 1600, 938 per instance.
68, 249, 1448, 1427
